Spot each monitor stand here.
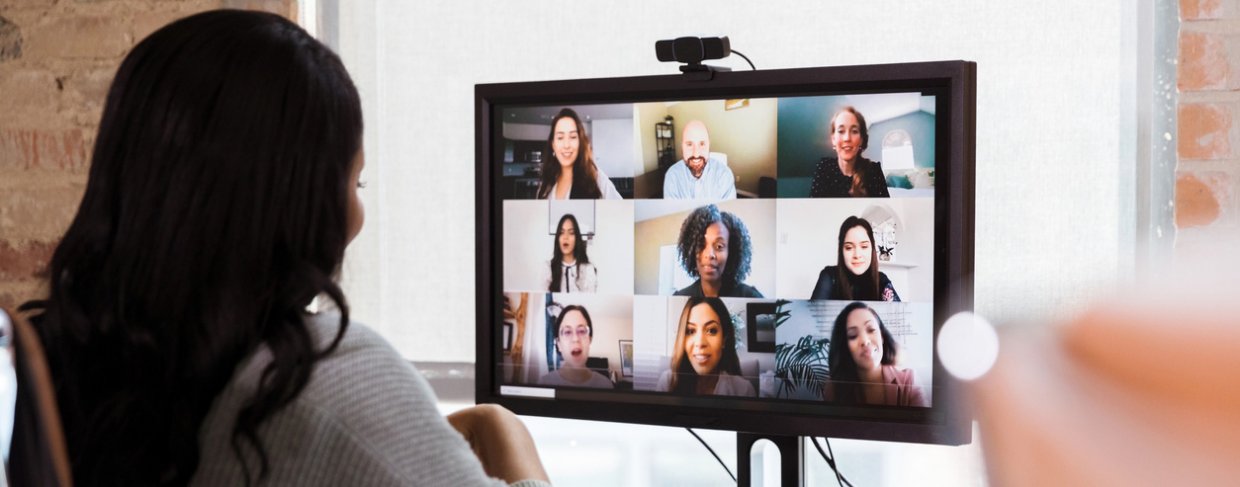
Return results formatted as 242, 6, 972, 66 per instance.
737, 432, 804, 487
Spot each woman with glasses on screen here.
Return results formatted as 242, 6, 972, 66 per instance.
655, 297, 756, 397
535, 108, 622, 200
541, 214, 598, 293
673, 204, 763, 298
824, 302, 927, 407
18, 10, 548, 486
809, 106, 891, 198
538, 305, 614, 388
811, 216, 901, 302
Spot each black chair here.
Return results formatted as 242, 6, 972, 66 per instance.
3, 307, 73, 486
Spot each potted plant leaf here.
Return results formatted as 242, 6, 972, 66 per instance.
772, 299, 830, 399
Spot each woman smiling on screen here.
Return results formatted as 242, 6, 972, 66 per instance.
535, 108, 622, 200
655, 297, 755, 397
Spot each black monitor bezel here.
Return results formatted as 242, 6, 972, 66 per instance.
475, 61, 975, 445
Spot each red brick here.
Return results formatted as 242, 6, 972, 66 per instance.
0, 68, 57, 116
1179, 32, 1228, 91
0, 184, 85, 241
0, 280, 46, 311
0, 240, 55, 280
1182, 0, 1223, 20
0, 128, 91, 171
25, 14, 132, 60
131, 10, 191, 45
1178, 104, 1232, 160
1176, 172, 1224, 228
220, 0, 297, 20
61, 67, 115, 111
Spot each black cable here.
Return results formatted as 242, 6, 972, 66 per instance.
811, 437, 854, 487
685, 428, 736, 482
730, 49, 757, 71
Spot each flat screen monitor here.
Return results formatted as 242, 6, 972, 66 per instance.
475, 61, 975, 445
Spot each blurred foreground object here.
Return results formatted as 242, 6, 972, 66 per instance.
973, 298, 1240, 486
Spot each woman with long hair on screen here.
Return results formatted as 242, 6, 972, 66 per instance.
809, 106, 891, 198
535, 108, 622, 200
542, 213, 597, 293
18, 10, 547, 486
537, 305, 613, 388
811, 216, 901, 301
655, 297, 755, 397
673, 204, 763, 298
823, 302, 926, 407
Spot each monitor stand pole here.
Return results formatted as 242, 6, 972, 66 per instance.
737, 432, 804, 487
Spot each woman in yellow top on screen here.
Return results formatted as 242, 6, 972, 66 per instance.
536, 108, 622, 200
809, 106, 890, 198
655, 297, 756, 397
823, 302, 927, 407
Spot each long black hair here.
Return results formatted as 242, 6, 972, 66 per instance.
549, 213, 589, 292
667, 297, 742, 394
20, 10, 362, 485
826, 302, 897, 405
832, 216, 882, 300
536, 108, 602, 199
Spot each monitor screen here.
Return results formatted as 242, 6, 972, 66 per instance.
476, 61, 975, 445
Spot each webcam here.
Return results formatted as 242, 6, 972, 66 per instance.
656, 36, 732, 80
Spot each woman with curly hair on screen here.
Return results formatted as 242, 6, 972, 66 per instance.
673, 204, 763, 298
16, 10, 547, 486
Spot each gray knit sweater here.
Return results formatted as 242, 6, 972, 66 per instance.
190, 313, 547, 486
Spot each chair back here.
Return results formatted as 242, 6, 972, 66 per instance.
3, 307, 73, 487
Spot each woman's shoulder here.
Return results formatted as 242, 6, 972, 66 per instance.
674, 281, 701, 296
882, 364, 917, 385
717, 372, 756, 396
655, 369, 673, 391
730, 282, 764, 298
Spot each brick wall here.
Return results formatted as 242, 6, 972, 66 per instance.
1178, 0, 1240, 256
0, 0, 296, 310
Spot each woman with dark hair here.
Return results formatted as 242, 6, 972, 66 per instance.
655, 297, 755, 397
535, 108, 622, 200
537, 305, 613, 388
811, 216, 901, 301
809, 106, 891, 198
823, 302, 926, 407
541, 214, 597, 293
673, 204, 763, 298
18, 10, 547, 486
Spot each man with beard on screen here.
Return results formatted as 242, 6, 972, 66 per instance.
663, 120, 737, 200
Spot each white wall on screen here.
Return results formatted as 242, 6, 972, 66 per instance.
590, 118, 637, 178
